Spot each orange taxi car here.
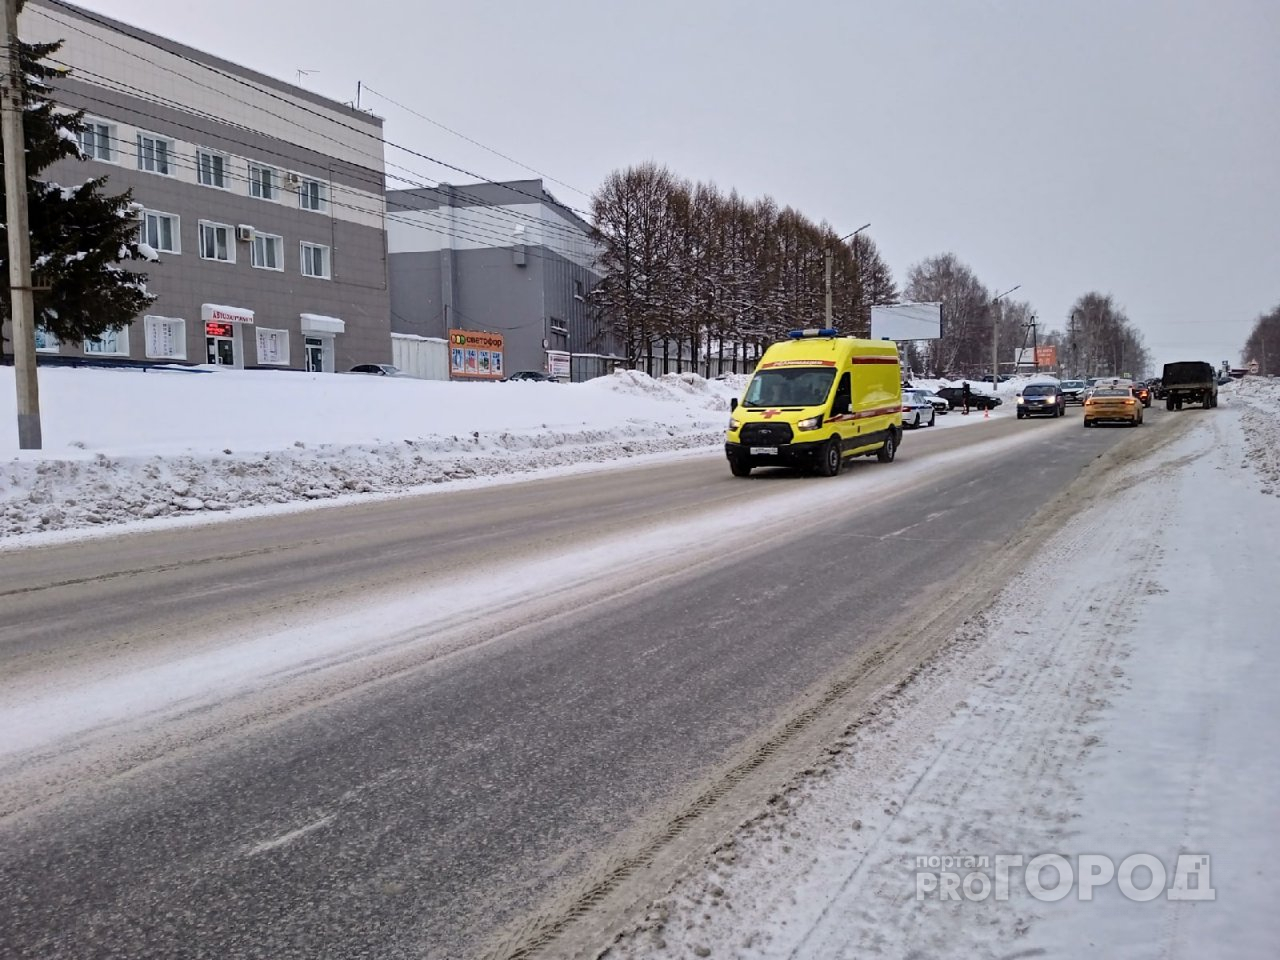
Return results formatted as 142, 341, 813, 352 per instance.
1083, 386, 1144, 427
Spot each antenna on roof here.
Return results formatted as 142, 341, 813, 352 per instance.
295, 68, 318, 85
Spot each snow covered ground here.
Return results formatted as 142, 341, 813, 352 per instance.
0, 366, 996, 540
604, 379, 1280, 960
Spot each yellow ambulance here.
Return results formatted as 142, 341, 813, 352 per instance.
725, 328, 903, 477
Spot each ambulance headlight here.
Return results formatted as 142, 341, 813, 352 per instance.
728, 417, 741, 431
797, 415, 823, 431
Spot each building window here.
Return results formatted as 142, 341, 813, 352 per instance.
300, 242, 330, 279
249, 163, 278, 200
198, 221, 235, 262
84, 327, 129, 356
144, 316, 186, 359
251, 233, 284, 271
136, 133, 174, 175
139, 210, 180, 254
35, 327, 59, 353
197, 149, 228, 188
256, 327, 290, 365
299, 178, 327, 212
78, 119, 114, 162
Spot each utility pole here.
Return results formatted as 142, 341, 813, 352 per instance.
2, 0, 41, 449
824, 248, 833, 328
991, 300, 1000, 390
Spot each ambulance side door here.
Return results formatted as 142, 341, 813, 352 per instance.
832, 372, 855, 451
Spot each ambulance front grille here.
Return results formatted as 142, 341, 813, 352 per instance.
740, 422, 794, 445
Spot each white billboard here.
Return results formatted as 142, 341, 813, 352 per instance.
870, 302, 942, 341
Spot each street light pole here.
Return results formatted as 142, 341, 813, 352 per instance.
824, 223, 871, 329
991, 285, 1021, 391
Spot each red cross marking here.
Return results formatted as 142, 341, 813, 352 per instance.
760, 409, 782, 419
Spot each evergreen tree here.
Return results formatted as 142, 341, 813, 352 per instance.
2, 3, 156, 348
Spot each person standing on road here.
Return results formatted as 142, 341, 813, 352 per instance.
962, 381, 972, 415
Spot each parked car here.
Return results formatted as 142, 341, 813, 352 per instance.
934, 386, 1002, 411
1059, 379, 1088, 403
348, 363, 403, 376
1016, 382, 1066, 418
1083, 386, 1144, 427
901, 389, 937, 428
918, 389, 950, 415
503, 371, 560, 382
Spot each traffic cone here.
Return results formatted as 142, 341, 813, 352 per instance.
983, 406, 990, 420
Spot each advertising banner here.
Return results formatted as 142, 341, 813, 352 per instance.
448, 329, 504, 379
1035, 346, 1058, 368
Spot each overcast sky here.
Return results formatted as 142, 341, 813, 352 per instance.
72, 0, 1280, 367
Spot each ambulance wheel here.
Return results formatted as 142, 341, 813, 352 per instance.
728, 457, 753, 477
817, 438, 842, 477
876, 431, 897, 463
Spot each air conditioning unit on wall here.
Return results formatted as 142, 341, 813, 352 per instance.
284, 172, 300, 187
236, 224, 255, 242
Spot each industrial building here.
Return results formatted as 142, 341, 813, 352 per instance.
387, 180, 620, 381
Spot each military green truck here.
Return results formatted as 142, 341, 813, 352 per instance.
1161, 360, 1218, 410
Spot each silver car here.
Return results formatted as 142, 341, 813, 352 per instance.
901, 389, 937, 428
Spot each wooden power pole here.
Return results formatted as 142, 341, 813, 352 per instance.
2, 0, 41, 449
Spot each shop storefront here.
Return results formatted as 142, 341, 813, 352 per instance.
201, 303, 255, 368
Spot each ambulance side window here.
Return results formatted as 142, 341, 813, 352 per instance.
833, 373, 852, 414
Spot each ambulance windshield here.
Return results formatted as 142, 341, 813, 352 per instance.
743, 367, 836, 408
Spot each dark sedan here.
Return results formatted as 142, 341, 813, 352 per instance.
934, 386, 1003, 411
1016, 382, 1066, 418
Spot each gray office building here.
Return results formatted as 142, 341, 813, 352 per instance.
388, 180, 619, 380
15, 0, 390, 372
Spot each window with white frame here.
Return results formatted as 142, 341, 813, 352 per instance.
255, 327, 290, 365
196, 149, 229, 188
78, 119, 115, 162
144, 316, 186, 359
136, 133, 175, 175
35, 327, 59, 353
138, 210, 180, 254
84, 327, 129, 356
300, 242, 330, 279
198, 221, 234, 262
299, 178, 327, 212
249, 163, 278, 200
252, 233, 284, 271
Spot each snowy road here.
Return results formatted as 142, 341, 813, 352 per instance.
0, 409, 1172, 959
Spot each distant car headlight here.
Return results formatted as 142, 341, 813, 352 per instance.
1016, 396, 1025, 404
797, 415, 823, 431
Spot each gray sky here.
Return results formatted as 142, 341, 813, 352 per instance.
72, 0, 1280, 367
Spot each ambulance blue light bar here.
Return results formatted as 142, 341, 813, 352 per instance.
787, 327, 839, 339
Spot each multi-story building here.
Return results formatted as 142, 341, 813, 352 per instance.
16, 0, 390, 372
388, 180, 619, 380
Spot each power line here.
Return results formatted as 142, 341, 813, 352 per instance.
79, 128, 599, 270
55, 60, 596, 249
360, 84, 588, 199
31, 3, 596, 221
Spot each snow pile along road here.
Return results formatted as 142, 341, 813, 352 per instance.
1228, 376, 1280, 493
0, 367, 741, 538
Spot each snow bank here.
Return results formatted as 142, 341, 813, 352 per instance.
1226, 375, 1280, 493
0, 367, 741, 538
